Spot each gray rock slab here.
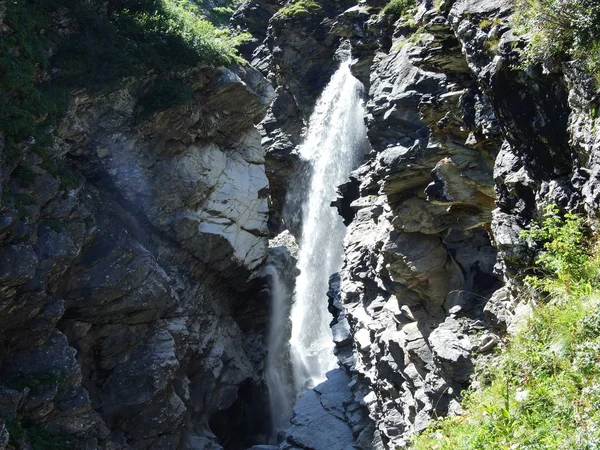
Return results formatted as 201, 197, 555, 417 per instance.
280, 370, 357, 450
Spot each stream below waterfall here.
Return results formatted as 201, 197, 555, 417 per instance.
265, 56, 370, 437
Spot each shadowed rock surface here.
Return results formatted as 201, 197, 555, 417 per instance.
0, 7, 277, 445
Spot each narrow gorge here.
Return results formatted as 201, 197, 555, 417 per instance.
1, 0, 600, 449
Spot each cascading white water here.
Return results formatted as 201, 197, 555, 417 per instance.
289, 59, 369, 393
264, 265, 294, 433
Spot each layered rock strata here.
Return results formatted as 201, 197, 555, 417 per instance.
240, 0, 600, 448
0, 41, 277, 449
326, 0, 600, 447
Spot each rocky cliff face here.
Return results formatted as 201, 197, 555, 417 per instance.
329, 2, 507, 446
328, 0, 600, 447
2, 0, 600, 449
0, 6, 281, 445
234, 0, 600, 448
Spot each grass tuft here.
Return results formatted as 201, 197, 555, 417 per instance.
277, 0, 322, 18
381, 0, 416, 18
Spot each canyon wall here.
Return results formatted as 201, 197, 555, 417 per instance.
1, 0, 600, 449
237, 0, 600, 448
0, 4, 279, 446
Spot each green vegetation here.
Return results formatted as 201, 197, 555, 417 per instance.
6, 419, 73, 450
277, 0, 322, 18
49, 0, 249, 87
1, 0, 248, 187
412, 206, 600, 449
392, 29, 427, 52
43, 218, 64, 233
512, 0, 600, 82
479, 17, 501, 30
522, 204, 598, 298
9, 191, 37, 218
381, 0, 416, 18
57, 167, 81, 190
14, 165, 37, 188
0, 0, 67, 166
209, 5, 238, 25
479, 18, 493, 29
484, 38, 500, 55
189, 0, 245, 26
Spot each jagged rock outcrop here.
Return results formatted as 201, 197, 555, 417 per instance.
245, 0, 360, 233
323, 3, 503, 446
322, 0, 600, 447
0, 21, 278, 447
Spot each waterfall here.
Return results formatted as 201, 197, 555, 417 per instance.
288, 59, 369, 393
264, 265, 294, 434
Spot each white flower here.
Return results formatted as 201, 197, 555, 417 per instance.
515, 388, 530, 402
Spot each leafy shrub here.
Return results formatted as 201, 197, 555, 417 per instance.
381, 0, 416, 18
208, 6, 238, 26
187, 0, 244, 26
277, 0, 322, 18
512, 0, 600, 81
0, 0, 66, 165
53, 0, 250, 87
124, 0, 250, 67
521, 204, 599, 298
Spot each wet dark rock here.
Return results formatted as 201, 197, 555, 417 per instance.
0, 419, 8, 450
279, 369, 381, 450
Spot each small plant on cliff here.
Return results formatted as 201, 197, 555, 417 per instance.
512, 0, 600, 82
521, 204, 600, 298
381, 0, 416, 18
277, 0, 322, 18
